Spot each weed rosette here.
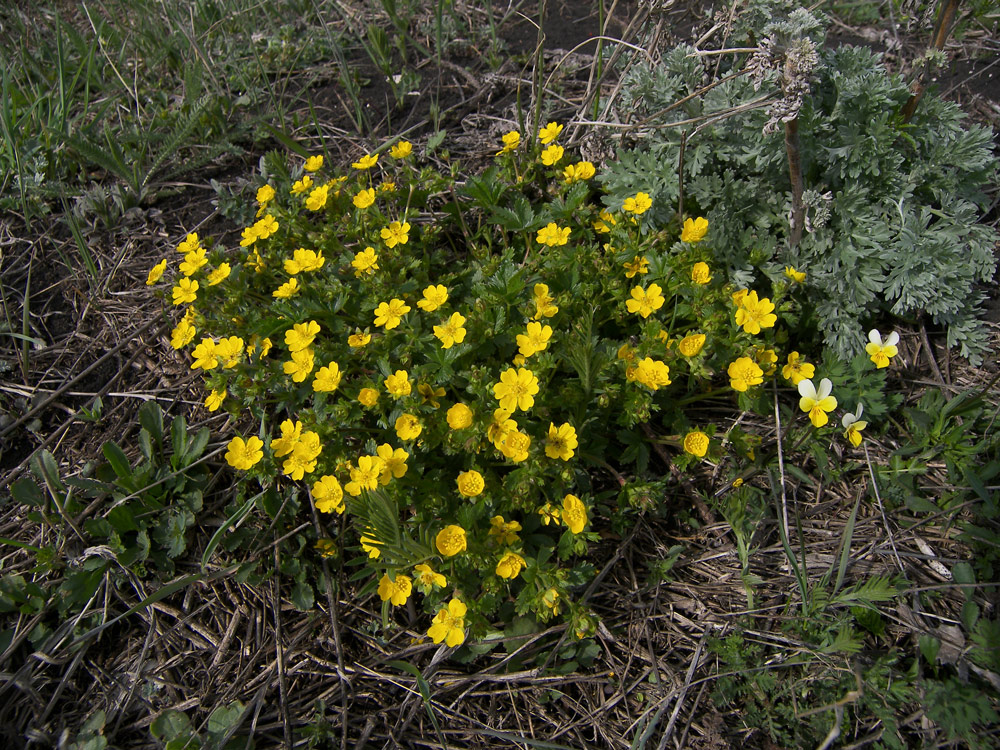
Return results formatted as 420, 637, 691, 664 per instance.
151, 127, 855, 647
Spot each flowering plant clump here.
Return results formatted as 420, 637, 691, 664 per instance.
150, 130, 894, 649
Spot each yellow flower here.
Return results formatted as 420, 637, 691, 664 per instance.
312, 475, 345, 514
414, 564, 446, 592
487, 517, 520, 548
493, 367, 539, 412
538, 121, 563, 144
532, 283, 559, 319
345, 455, 384, 496
841, 404, 867, 447
545, 422, 578, 461
374, 298, 411, 329
623, 256, 648, 278
207, 263, 231, 285
225, 436, 264, 470
418, 383, 445, 408
798, 378, 838, 428
634, 357, 672, 390
352, 247, 379, 277
353, 188, 376, 209
865, 329, 899, 369
146, 259, 167, 285
562, 493, 587, 534
304, 155, 324, 172
171, 318, 196, 349
351, 153, 378, 170
435, 525, 467, 557
617, 343, 635, 362
215, 336, 244, 369
376, 444, 409, 484
285, 320, 320, 352
315, 538, 337, 557
284, 248, 324, 274
593, 210, 616, 233
380, 221, 411, 248
395, 413, 422, 441
172, 278, 198, 305
683, 431, 709, 458
283, 348, 315, 382
378, 573, 412, 606
256, 184, 275, 205
281, 432, 322, 480
562, 161, 596, 183
390, 140, 412, 158
516, 321, 553, 358
626, 283, 665, 318
313, 361, 342, 392
691, 261, 712, 285
497, 130, 520, 155
348, 331, 372, 348
497, 429, 531, 462
678, 334, 706, 357
177, 232, 201, 254
536, 222, 570, 247
239, 225, 259, 248
360, 532, 381, 559
417, 284, 449, 312
734, 291, 777, 334
456, 470, 485, 498
540, 144, 564, 166
680, 216, 709, 243
427, 598, 467, 647
785, 265, 806, 283
732, 288, 749, 308
496, 551, 526, 580
781, 351, 815, 385
271, 419, 303, 457
538, 502, 561, 526
190, 338, 218, 370
379, 181, 395, 193
204, 389, 226, 412
622, 192, 652, 215
272, 278, 299, 298
358, 387, 378, 407
754, 347, 778, 376
291, 175, 313, 194
433, 312, 467, 348
305, 184, 330, 211
246, 249, 264, 272
542, 588, 561, 615
446, 403, 474, 430
254, 214, 279, 239
728, 357, 764, 392
384, 369, 411, 399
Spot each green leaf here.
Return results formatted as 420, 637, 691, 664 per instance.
102, 441, 132, 479
11, 478, 44, 507
171, 414, 189, 464
138, 401, 164, 445
290, 581, 314, 611
206, 701, 245, 737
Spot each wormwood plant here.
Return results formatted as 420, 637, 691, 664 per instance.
147, 124, 897, 648
598, 2, 998, 362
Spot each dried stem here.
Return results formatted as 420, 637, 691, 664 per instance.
785, 117, 805, 248
901, 0, 961, 122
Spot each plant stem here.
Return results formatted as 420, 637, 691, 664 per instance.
901, 0, 961, 123
785, 117, 804, 248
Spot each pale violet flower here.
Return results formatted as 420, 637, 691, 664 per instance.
797, 377, 837, 428
841, 403, 868, 447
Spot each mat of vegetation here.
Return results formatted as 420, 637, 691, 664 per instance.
1, 1, 999, 748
